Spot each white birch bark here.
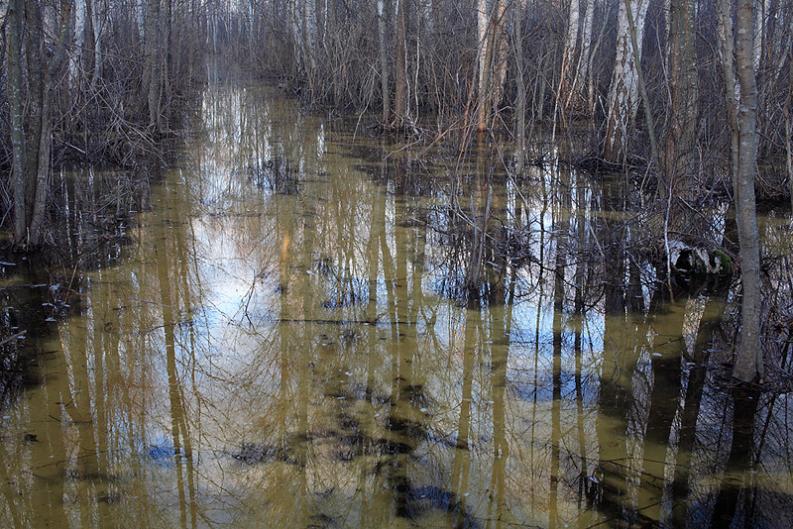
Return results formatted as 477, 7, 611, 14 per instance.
137, 0, 145, 39
477, 0, 490, 127
289, 0, 303, 70
377, 0, 390, 122
733, 0, 764, 383
490, 0, 509, 114
603, 0, 650, 161
90, 0, 104, 87
576, 0, 593, 86
753, 0, 765, 70
565, 0, 581, 63
558, 0, 581, 114
70, 0, 87, 89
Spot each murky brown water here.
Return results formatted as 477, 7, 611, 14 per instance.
1, 83, 792, 529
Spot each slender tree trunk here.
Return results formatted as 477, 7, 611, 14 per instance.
489, 0, 509, 126
144, 0, 161, 130
137, 0, 145, 39
786, 45, 793, 210
6, 0, 27, 244
512, 1, 527, 174
377, 0, 390, 123
70, 0, 87, 89
476, 0, 490, 132
572, 0, 594, 111
29, 91, 52, 247
558, 0, 581, 118
394, 0, 407, 122
663, 0, 698, 197
301, 0, 315, 78
753, 0, 765, 70
287, 0, 302, 75
90, 0, 102, 88
314, 0, 324, 51
732, 0, 764, 382
603, 0, 649, 163
25, 0, 47, 224
248, 0, 255, 59
718, 0, 740, 197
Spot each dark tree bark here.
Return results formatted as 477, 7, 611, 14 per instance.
6, 0, 27, 244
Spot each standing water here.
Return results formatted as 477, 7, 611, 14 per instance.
1, 83, 792, 529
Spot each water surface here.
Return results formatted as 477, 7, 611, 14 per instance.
1, 84, 792, 529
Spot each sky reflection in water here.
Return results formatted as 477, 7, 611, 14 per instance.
1, 84, 792, 529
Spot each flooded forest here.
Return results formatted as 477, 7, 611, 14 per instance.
1, 0, 793, 528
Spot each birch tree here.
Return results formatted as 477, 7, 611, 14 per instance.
663, 0, 698, 196
69, 0, 87, 89
489, 0, 510, 122
512, 0, 528, 173
731, 0, 764, 382
476, 0, 490, 132
476, 0, 508, 132
574, 0, 594, 107
603, 0, 649, 163
394, 0, 408, 122
90, 0, 104, 88
557, 0, 581, 117
377, 0, 390, 123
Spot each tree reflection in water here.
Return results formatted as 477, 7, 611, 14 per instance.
1, 82, 792, 529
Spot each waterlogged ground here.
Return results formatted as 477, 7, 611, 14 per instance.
1, 83, 792, 529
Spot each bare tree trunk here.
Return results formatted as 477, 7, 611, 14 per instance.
557, 0, 581, 119
732, 0, 764, 382
603, 0, 649, 163
29, 91, 52, 247
475, 0, 508, 132
753, 0, 765, 70
6, 0, 27, 244
247, 0, 255, 59
144, 0, 161, 130
377, 0, 390, 123
476, 0, 490, 132
25, 0, 47, 224
786, 38, 793, 210
164, 0, 174, 124
512, 0, 527, 174
6, 0, 58, 247
287, 0, 301, 74
315, 0, 324, 51
489, 0, 509, 126
301, 0, 315, 78
136, 0, 145, 39
70, 0, 87, 89
663, 0, 698, 197
90, 0, 103, 88
28, 0, 70, 246
718, 0, 740, 195
394, 0, 407, 122
572, 0, 594, 108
